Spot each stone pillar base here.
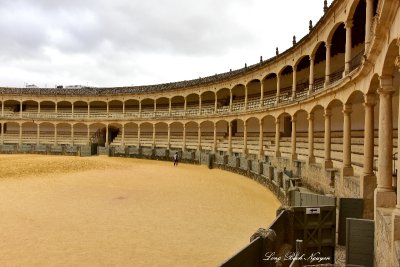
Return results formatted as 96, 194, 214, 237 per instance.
375, 189, 397, 209
392, 208, 400, 242
275, 151, 281, 158
242, 148, 248, 155
341, 166, 354, 177
360, 174, 377, 219
258, 151, 264, 161
291, 154, 297, 161
323, 160, 333, 169
307, 156, 315, 165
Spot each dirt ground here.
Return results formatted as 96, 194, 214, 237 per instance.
0, 155, 280, 267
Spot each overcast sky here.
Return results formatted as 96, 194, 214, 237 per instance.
0, 0, 330, 88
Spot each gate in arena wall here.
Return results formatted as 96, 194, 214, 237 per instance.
292, 206, 336, 265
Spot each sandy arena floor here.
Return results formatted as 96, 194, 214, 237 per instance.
0, 155, 280, 267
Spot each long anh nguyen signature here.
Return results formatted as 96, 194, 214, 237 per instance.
263, 252, 330, 264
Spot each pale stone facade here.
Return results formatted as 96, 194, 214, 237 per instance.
0, 0, 399, 264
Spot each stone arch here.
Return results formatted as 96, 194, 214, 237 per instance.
246, 79, 262, 109
58, 101, 72, 114
215, 120, 229, 153
72, 122, 89, 145
139, 122, 153, 148
124, 122, 138, 146
21, 121, 36, 144
200, 120, 214, 151
170, 122, 184, 149
216, 88, 230, 113
185, 121, 199, 150
201, 91, 215, 115
171, 96, 185, 116
141, 98, 155, 118
125, 99, 139, 116
89, 122, 107, 145
231, 84, 246, 112
155, 122, 168, 148
56, 122, 72, 145
186, 93, 200, 115
38, 122, 55, 145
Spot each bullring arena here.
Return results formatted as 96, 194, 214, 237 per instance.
0, 0, 400, 266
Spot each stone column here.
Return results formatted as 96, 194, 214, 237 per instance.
153, 100, 156, 117
54, 124, 57, 145
19, 123, 22, 145
168, 99, 172, 117
198, 95, 202, 115
122, 101, 125, 118
1, 123, 4, 145
71, 102, 74, 118
375, 76, 396, 209
105, 125, 109, 147
275, 118, 281, 157
87, 125, 90, 144
182, 124, 186, 151
139, 101, 142, 117
228, 121, 232, 155
291, 115, 297, 161
19, 102, 22, 118
292, 66, 297, 99
184, 98, 187, 116
244, 85, 248, 111
243, 120, 248, 155
197, 124, 201, 151
55, 102, 58, 113
214, 93, 218, 114
71, 124, 74, 146
394, 53, 400, 241
106, 102, 109, 117
344, 20, 353, 75
229, 91, 233, 112
309, 55, 315, 94
87, 102, 90, 118
324, 109, 333, 168
324, 43, 331, 87
342, 104, 354, 176
260, 83, 264, 108
361, 93, 377, 219
137, 124, 141, 147
167, 124, 171, 149
276, 74, 281, 104
1, 101, 4, 117
121, 125, 125, 146
213, 123, 217, 153
152, 124, 156, 148
38, 102, 41, 114
37, 124, 40, 145
308, 113, 315, 164
258, 119, 264, 160
365, 0, 373, 50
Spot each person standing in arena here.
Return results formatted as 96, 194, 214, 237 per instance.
173, 152, 179, 166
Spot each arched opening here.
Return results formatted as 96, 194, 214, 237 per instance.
246, 117, 260, 157
124, 123, 138, 146
73, 123, 89, 145
232, 119, 244, 155
108, 123, 122, 146
155, 97, 169, 117
140, 122, 153, 147
109, 100, 123, 116
231, 84, 246, 112
141, 99, 155, 118
74, 101, 88, 118
279, 66, 293, 103
90, 101, 107, 118
171, 96, 185, 117
215, 120, 229, 153
328, 23, 346, 84
261, 115, 276, 157
294, 56, 310, 99
277, 112, 292, 158
3, 121, 19, 144
312, 42, 327, 91
201, 91, 215, 115
125, 99, 139, 117
293, 110, 308, 161
3, 100, 20, 116
58, 101, 72, 117
39, 122, 55, 145
40, 101, 56, 114
262, 74, 277, 106
57, 123, 72, 145
348, 0, 366, 71
216, 88, 230, 113
310, 105, 325, 164
200, 121, 214, 151
185, 121, 199, 150
186, 94, 200, 116
170, 122, 184, 149
22, 100, 39, 114
89, 123, 106, 145
247, 80, 261, 110
155, 122, 168, 148
21, 122, 36, 144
